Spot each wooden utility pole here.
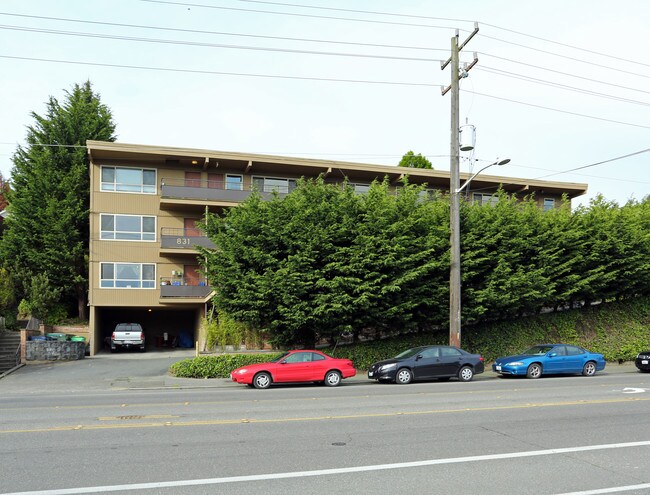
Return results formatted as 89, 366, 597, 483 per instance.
441, 24, 479, 348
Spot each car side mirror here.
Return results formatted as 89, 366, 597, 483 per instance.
548, 352, 557, 358
280, 360, 287, 364
415, 354, 422, 361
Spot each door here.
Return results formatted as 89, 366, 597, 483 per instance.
273, 352, 313, 382
183, 264, 201, 286
184, 172, 201, 187
437, 347, 464, 375
412, 347, 440, 379
208, 173, 223, 189
564, 345, 588, 373
184, 218, 199, 237
545, 345, 568, 373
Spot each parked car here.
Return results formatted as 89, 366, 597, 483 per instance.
230, 350, 356, 389
367, 345, 485, 384
110, 323, 146, 352
635, 351, 650, 372
493, 344, 606, 378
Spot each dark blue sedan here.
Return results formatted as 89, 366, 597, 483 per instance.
493, 344, 606, 379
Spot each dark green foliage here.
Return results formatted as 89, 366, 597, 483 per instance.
169, 353, 283, 378
398, 151, 433, 169
1, 81, 116, 320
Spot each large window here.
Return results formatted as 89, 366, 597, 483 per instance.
100, 214, 156, 241
252, 177, 297, 194
101, 166, 156, 194
100, 263, 155, 289
226, 174, 243, 191
543, 198, 555, 211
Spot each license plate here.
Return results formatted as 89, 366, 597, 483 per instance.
368, 372, 374, 377
495, 365, 502, 371
643, 360, 649, 365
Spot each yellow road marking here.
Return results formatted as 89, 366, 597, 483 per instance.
1, 396, 648, 434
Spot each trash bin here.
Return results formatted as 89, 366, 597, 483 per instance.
70, 336, 86, 342
46, 333, 67, 341
30, 335, 47, 341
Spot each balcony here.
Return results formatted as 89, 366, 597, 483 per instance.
160, 178, 290, 208
160, 228, 216, 253
159, 276, 213, 302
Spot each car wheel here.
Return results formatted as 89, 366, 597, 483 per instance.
324, 370, 342, 387
253, 372, 271, 389
582, 361, 597, 376
526, 363, 542, 379
458, 366, 474, 382
395, 368, 413, 384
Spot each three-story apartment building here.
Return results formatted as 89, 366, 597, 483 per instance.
86, 141, 587, 355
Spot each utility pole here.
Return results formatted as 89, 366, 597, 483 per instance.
441, 23, 479, 348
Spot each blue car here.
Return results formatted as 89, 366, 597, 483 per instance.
492, 344, 606, 379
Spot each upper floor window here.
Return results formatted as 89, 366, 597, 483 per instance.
100, 214, 156, 241
101, 166, 156, 194
100, 262, 155, 289
252, 177, 296, 194
226, 174, 243, 191
543, 198, 555, 211
472, 193, 499, 206
353, 183, 370, 194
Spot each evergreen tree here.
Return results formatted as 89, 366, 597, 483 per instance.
398, 151, 433, 169
0, 81, 116, 320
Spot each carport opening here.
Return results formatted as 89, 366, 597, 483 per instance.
97, 307, 197, 353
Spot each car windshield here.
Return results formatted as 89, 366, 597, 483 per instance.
394, 347, 425, 359
270, 352, 290, 363
522, 345, 555, 355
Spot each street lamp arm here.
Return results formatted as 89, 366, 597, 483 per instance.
455, 158, 510, 194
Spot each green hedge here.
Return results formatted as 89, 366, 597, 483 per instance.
169, 297, 650, 377
169, 353, 282, 379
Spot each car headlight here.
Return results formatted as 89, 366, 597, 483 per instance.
379, 363, 397, 372
507, 362, 524, 366
234, 368, 248, 374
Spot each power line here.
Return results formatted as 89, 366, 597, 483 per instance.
0, 54, 441, 87
533, 149, 650, 180
482, 52, 650, 96
477, 66, 650, 107
139, 0, 456, 30
0, 24, 441, 62
461, 89, 650, 129
512, 164, 650, 185
0, 12, 447, 53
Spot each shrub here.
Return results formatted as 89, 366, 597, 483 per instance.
169, 353, 282, 379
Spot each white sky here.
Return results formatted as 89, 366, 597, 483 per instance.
1, 0, 648, 207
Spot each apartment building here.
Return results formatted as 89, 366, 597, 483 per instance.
86, 140, 588, 355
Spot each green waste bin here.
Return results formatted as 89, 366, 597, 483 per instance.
70, 336, 86, 342
46, 333, 67, 341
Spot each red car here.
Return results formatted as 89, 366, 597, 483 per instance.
230, 350, 356, 389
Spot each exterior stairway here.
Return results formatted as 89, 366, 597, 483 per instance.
0, 330, 21, 374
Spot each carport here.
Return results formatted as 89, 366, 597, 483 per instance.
93, 306, 200, 354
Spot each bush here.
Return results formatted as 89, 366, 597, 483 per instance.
169, 353, 282, 379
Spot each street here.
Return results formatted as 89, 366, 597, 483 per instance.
1, 356, 650, 494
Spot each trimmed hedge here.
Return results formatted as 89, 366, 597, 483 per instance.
169, 353, 282, 379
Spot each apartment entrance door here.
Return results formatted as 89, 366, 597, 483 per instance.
184, 265, 201, 286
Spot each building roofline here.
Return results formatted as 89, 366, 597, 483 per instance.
86, 140, 588, 197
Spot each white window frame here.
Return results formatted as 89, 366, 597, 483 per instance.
101, 166, 157, 194
100, 262, 156, 289
353, 183, 371, 194
543, 198, 555, 211
100, 214, 156, 242
225, 174, 244, 191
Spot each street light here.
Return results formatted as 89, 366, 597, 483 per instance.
449, 157, 510, 348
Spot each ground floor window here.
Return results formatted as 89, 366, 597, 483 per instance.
100, 263, 156, 288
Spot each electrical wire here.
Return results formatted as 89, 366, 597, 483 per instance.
0, 24, 441, 62
477, 66, 650, 107
533, 149, 650, 180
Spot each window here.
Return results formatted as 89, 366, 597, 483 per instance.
420, 347, 440, 358
101, 166, 156, 194
353, 183, 370, 194
440, 347, 462, 357
565, 346, 585, 356
100, 263, 155, 289
544, 198, 555, 211
472, 193, 499, 206
100, 214, 156, 241
225, 174, 243, 191
284, 352, 311, 363
252, 177, 297, 194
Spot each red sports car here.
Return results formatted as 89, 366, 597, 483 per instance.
230, 350, 356, 389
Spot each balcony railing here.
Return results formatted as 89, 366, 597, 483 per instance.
159, 276, 213, 299
160, 178, 290, 203
160, 228, 215, 250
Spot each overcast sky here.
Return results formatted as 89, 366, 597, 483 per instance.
1, 0, 648, 207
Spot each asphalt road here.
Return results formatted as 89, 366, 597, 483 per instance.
1, 352, 649, 495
